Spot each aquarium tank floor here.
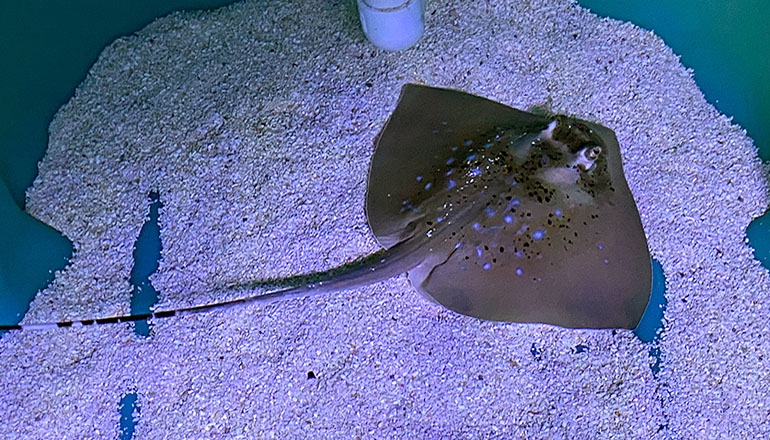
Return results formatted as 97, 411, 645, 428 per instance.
0, 1, 768, 438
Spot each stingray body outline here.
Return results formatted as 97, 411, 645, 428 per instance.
1, 84, 651, 332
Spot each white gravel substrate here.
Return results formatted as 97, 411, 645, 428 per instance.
2, 0, 768, 438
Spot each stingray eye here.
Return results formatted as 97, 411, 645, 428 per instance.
586, 146, 602, 160
571, 145, 601, 171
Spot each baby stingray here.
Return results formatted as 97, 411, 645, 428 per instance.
1, 84, 651, 332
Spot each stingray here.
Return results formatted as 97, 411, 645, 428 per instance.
1, 84, 651, 332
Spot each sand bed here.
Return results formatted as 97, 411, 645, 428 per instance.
1, 0, 768, 438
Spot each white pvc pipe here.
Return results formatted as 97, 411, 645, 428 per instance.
357, 0, 425, 51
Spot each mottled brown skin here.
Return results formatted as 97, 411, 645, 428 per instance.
367, 84, 650, 329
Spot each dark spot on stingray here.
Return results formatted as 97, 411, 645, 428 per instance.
4, 84, 651, 332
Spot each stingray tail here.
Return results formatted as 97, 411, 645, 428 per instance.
0, 241, 425, 332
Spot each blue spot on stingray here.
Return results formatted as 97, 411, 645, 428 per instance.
482, 262, 492, 270
465, 153, 476, 161
472, 222, 481, 230
476, 246, 483, 258
515, 267, 523, 276
531, 229, 545, 240
424, 182, 432, 190
446, 179, 457, 189
468, 167, 481, 177
446, 157, 455, 165
503, 215, 513, 223
485, 206, 496, 217
553, 208, 562, 217
463, 139, 472, 146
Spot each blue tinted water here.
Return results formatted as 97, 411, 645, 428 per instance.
0, 1, 766, 433
747, 211, 770, 266
635, 258, 667, 374
130, 192, 162, 337
634, 258, 667, 343
0, 183, 71, 331
118, 392, 139, 439
579, 0, 770, 160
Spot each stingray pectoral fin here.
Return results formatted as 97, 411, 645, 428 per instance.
415, 236, 651, 329
412, 195, 652, 329
406, 239, 463, 306
366, 83, 551, 248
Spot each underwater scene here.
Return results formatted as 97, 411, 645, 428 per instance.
0, 0, 768, 438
